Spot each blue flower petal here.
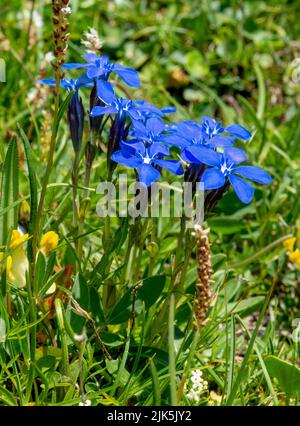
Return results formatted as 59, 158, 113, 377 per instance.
62, 62, 89, 70
210, 135, 235, 147
233, 166, 272, 184
90, 105, 117, 117
152, 159, 184, 175
149, 143, 170, 158
174, 121, 201, 140
97, 79, 115, 104
87, 65, 102, 79
131, 120, 147, 135
137, 163, 161, 186
161, 106, 176, 114
76, 74, 94, 89
146, 117, 165, 135
225, 124, 251, 140
229, 174, 254, 204
36, 78, 56, 86
127, 108, 142, 121
185, 146, 222, 166
84, 53, 100, 63
201, 168, 225, 190
120, 139, 146, 156
224, 147, 248, 164
113, 65, 140, 87
159, 134, 187, 149
111, 150, 141, 168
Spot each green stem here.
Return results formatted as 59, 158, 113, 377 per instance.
228, 234, 293, 269
168, 294, 177, 406
153, 218, 186, 340
72, 153, 80, 256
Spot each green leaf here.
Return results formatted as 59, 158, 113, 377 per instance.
208, 216, 245, 235
0, 387, 17, 405
68, 273, 89, 334
265, 355, 300, 397
225, 296, 264, 317
0, 317, 6, 343
34, 251, 46, 293
109, 288, 136, 325
150, 359, 161, 405
89, 286, 104, 324
0, 137, 19, 246
138, 275, 166, 309
36, 355, 56, 373
109, 275, 166, 324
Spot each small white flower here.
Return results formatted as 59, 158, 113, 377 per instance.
185, 367, 208, 403
45, 51, 55, 63
79, 399, 91, 406
81, 28, 103, 53
61, 7, 72, 15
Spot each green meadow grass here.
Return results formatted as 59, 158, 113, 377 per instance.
0, 0, 299, 406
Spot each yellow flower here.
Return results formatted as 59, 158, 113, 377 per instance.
283, 237, 297, 252
10, 229, 29, 250
40, 231, 59, 256
0, 229, 29, 288
289, 249, 300, 266
0, 252, 12, 276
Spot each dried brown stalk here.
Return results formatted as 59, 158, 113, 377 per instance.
193, 225, 213, 329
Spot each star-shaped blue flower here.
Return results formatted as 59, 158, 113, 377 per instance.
165, 117, 251, 162
200, 148, 272, 204
36, 74, 93, 92
111, 141, 184, 186
130, 117, 167, 145
89, 85, 167, 125
62, 53, 140, 88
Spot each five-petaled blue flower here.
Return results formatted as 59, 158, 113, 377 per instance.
62, 53, 140, 89
200, 148, 272, 204
165, 117, 251, 163
90, 85, 167, 125
111, 140, 184, 187
130, 101, 176, 122
130, 117, 167, 146
36, 74, 93, 93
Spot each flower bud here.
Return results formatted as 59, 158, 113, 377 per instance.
67, 93, 84, 153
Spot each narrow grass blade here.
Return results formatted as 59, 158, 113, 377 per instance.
150, 358, 161, 406
0, 137, 19, 245
168, 293, 177, 405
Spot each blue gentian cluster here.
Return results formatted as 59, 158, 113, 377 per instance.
37, 53, 272, 205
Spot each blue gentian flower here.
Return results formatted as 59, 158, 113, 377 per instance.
90, 96, 142, 121
62, 53, 140, 87
200, 148, 272, 204
131, 101, 176, 122
201, 116, 251, 144
90, 87, 166, 123
130, 117, 167, 146
36, 74, 93, 92
111, 141, 184, 186
165, 118, 251, 162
